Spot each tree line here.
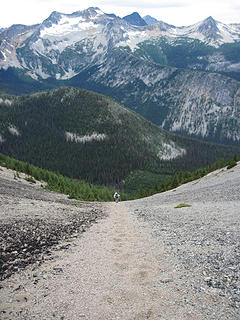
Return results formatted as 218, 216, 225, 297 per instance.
0, 152, 239, 202
0, 153, 123, 202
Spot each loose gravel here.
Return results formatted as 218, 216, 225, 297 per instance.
0, 163, 239, 319
124, 162, 240, 319
0, 167, 105, 281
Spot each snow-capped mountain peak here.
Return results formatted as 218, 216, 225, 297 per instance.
0, 7, 240, 80
187, 16, 221, 41
183, 16, 240, 45
42, 11, 62, 28
0, 8, 240, 145
71, 7, 105, 19
34, 7, 114, 56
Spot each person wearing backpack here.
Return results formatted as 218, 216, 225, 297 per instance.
113, 192, 120, 203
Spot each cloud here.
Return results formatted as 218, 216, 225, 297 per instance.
0, 0, 239, 28
97, 0, 186, 9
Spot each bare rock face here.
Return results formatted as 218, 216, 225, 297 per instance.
90, 50, 240, 143
196, 16, 221, 40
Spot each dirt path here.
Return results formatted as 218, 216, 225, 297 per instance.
1, 202, 197, 320
1, 163, 239, 319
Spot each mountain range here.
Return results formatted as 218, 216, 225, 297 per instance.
0, 7, 240, 146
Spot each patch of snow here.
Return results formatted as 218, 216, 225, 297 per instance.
158, 143, 186, 160
217, 23, 239, 43
61, 67, 78, 80
41, 17, 96, 38
0, 98, 13, 106
1, 51, 7, 61
8, 125, 20, 136
65, 132, 107, 143
0, 135, 5, 143
33, 19, 102, 55
5, 99, 12, 106
116, 30, 148, 51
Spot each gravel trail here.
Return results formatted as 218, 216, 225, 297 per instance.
0, 163, 240, 319
1, 201, 192, 320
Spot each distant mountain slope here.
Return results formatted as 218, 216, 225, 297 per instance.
67, 49, 240, 145
143, 15, 159, 25
0, 87, 182, 186
0, 87, 239, 189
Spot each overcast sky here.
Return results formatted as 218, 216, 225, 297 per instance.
1, 0, 240, 28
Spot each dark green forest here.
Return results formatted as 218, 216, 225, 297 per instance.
0, 87, 239, 193
0, 152, 239, 201
0, 153, 116, 201
132, 39, 240, 81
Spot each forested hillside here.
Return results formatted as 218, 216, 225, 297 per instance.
0, 153, 116, 202
0, 87, 239, 192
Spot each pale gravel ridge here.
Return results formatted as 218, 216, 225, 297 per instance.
0, 163, 240, 319
123, 162, 240, 319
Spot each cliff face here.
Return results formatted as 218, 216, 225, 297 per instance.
161, 70, 240, 142
83, 50, 240, 144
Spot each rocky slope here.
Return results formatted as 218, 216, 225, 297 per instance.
0, 165, 105, 281
0, 160, 239, 319
124, 161, 240, 317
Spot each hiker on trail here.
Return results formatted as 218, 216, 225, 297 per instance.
113, 192, 120, 203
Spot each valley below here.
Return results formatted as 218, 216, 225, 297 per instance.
0, 163, 239, 319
